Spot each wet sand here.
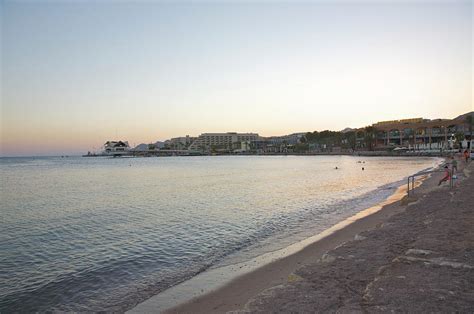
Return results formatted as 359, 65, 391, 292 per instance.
129, 182, 416, 314
233, 160, 473, 313
165, 161, 472, 313
129, 158, 473, 313
128, 165, 451, 313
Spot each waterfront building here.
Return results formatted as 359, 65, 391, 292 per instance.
357, 112, 472, 150
188, 132, 259, 151
166, 135, 196, 149
262, 132, 306, 145
233, 141, 253, 153
104, 141, 130, 155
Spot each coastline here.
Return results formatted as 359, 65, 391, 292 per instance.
83, 151, 452, 158
236, 160, 473, 312
129, 159, 444, 313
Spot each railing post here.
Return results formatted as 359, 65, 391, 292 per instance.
407, 177, 411, 196
450, 168, 454, 188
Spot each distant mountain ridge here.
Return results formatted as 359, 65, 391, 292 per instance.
454, 111, 473, 121
133, 142, 165, 151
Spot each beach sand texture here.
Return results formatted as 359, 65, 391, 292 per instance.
167, 160, 473, 313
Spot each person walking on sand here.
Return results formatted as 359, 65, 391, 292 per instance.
438, 165, 451, 186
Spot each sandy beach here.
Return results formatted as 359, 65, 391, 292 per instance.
3, 1, 472, 312
150, 158, 473, 313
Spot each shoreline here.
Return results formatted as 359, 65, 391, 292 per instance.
129, 159, 443, 313
84, 151, 453, 158
236, 160, 473, 312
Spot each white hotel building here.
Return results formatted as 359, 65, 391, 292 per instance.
188, 132, 259, 150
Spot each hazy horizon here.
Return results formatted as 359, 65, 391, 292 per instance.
0, 109, 470, 157
1, 1, 473, 156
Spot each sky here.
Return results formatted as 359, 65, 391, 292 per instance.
1, 0, 472, 156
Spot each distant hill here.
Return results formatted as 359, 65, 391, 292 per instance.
454, 112, 473, 121
134, 144, 148, 151
133, 141, 165, 151
340, 127, 356, 133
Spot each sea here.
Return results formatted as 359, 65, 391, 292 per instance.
0, 155, 440, 312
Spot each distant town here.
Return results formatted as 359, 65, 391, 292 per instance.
85, 112, 473, 157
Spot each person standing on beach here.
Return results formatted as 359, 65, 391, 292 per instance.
438, 166, 451, 186
451, 157, 458, 173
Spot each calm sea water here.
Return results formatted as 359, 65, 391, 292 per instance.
0, 155, 438, 312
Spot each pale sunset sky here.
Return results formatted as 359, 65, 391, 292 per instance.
1, 0, 472, 156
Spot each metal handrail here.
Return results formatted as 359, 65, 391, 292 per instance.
407, 168, 454, 196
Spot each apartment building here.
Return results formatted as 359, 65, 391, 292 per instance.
371, 113, 470, 149
262, 133, 306, 145
165, 135, 196, 149
188, 132, 259, 150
